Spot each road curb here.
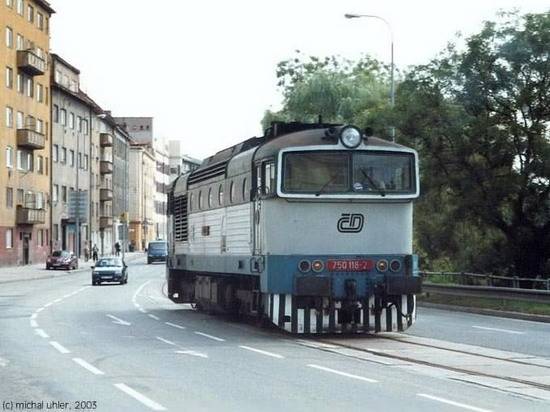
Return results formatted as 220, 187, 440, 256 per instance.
418, 301, 550, 324
0, 254, 145, 285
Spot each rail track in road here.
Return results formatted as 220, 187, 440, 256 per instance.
296, 334, 550, 398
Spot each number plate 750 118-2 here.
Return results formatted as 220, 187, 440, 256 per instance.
327, 259, 374, 272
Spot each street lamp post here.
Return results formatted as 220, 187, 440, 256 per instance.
345, 13, 395, 142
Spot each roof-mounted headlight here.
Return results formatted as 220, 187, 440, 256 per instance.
340, 126, 362, 148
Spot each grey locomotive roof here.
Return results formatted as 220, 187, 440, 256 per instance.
173, 173, 189, 196
253, 127, 407, 160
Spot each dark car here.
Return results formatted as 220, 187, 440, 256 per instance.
92, 257, 128, 285
147, 241, 167, 264
46, 250, 78, 270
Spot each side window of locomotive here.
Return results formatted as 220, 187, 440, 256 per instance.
208, 187, 213, 208
242, 178, 247, 201
218, 184, 224, 206
198, 190, 203, 210
229, 181, 235, 204
189, 192, 193, 212
263, 161, 275, 195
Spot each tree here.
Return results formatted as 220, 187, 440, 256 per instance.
398, 11, 550, 278
262, 52, 393, 137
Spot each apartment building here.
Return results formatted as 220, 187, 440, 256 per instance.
0, 0, 54, 266
153, 140, 169, 240
128, 144, 155, 251
168, 139, 201, 182
50, 54, 96, 256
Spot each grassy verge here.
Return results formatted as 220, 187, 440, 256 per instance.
419, 293, 550, 316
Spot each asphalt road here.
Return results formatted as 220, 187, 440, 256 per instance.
1, 256, 549, 412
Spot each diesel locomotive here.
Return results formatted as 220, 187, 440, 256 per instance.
166, 121, 421, 333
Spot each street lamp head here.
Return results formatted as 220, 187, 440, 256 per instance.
344, 13, 361, 19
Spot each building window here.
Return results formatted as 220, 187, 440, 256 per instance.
84, 154, 88, 170
5, 66, 13, 88
16, 150, 32, 171
6, 146, 13, 168
69, 112, 74, 129
36, 155, 43, 174
6, 187, 13, 208
52, 184, 58, 202
6, 0, 13, 9
16, 73, 23, 93
61, 186, 67, 203
16, 0, 22, 15
5, 229, 13, 249
60, 108, 66, 126
69, 150, 74, 167
61, 147, 66, 164
35, 192, 43, 209
53, 224, 58, 241
16, 111, 23, 128
16, 33, 23, 50
52, 144, 58, 162
36, 83, 43, 102
5, 26, 13, 48
53, 104, 58, 123
26, 4, 33, 22
82, 119, 88, 135
25, 77, 33, 98
36, 118, 42, 134
36, 12, 43, 30
77, 116, 82, 132
5, 106, 13, 127
78, 152, 82, 168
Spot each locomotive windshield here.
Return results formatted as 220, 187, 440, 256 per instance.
283, 150, 415, 195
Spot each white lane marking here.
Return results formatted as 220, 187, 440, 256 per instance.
165, 322, 186, 330
418, 393, 492, 412
106, 314, 132, 326
44, 302, 52, 308
30, 313, 37, 319
132, 280, 152, 306
53, 298, 62, 303
139, 308, 148, 313
63, 294, 72, 299
114, 383, 167, 411
175, 350, 208, 358
194, 331, 226, 342
0, 357, 8, 367
35, 329, 49, 338
472, 326, 525, 335
156, 336, 176, 346
148, 314, 160, 321
49, 341, 70, 354
307, 364, 378, 383
239, 345, 284, 359
30, 319, 38, 328
73, 358, 105, 375
36, 307, 44, 313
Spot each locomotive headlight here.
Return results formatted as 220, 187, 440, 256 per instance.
340, 126, 362, 148
298, 260, 311, 273
376, 259, 389, 273
312, 260, 324, 273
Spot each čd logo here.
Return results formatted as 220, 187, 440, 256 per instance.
337, 213, 365, 233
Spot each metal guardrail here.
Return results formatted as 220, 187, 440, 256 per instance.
421, 271, 550, 290
422, 282, 550, 304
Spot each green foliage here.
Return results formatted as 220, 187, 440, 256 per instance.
399, 11, 550, 277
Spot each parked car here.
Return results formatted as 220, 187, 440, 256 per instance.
46, 250, 78, 270
147, 240, 168, 264
92, 257, 128, 285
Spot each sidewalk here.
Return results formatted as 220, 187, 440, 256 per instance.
0, 252, 145, 284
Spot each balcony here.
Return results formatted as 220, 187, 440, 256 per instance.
16, 206, 46, 225
99, 188, 113, 201
100, 133, 113, 147
100, 160, 113, 174
99, 216, 113, 229
17, 50, 46, 76
17, 128, 45, 150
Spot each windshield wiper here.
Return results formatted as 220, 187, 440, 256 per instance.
315, 175, 339, 196
360, 168, 386, 197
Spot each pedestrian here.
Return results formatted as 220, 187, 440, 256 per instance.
84, 243, 90, 262
92, 244, 98, 261
115, 242, 121, 256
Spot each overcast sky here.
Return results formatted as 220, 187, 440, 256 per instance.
50, 0, 548, 159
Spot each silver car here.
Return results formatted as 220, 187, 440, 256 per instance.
91, 257, 128, 286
